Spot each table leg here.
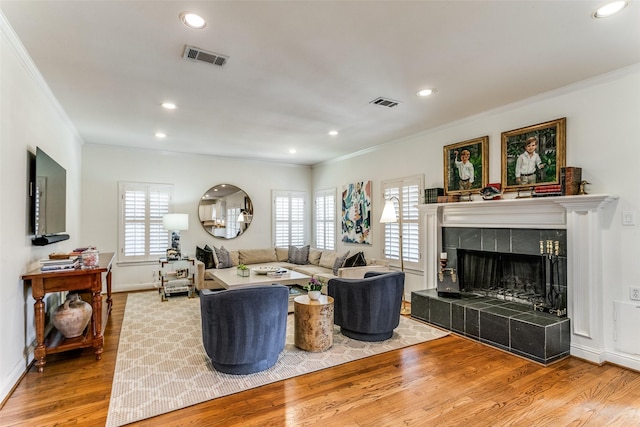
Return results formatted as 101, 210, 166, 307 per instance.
34, 297, 46, 372
92, 288, 103, 360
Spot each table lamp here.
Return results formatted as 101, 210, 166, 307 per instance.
163, 213, 189, 259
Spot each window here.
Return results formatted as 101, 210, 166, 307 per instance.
273, 191, 306, 247
226, 207, 241, 238
314, 188, 336, 250
119, 182, 173, 262
382, 176, 423, 270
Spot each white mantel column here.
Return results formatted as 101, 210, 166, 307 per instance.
557, 195, 618, 363
419, 204, 440, 290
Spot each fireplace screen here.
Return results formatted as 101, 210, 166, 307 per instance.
457, 248, 566, 316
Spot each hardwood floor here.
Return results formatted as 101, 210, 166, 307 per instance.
2, 291, 640, 426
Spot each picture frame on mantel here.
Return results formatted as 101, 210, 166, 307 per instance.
443, 136, 488, 195
501, 117, 566, 192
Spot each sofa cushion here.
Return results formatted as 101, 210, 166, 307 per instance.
344, 251, 367, 268
319, 251, 339, 270
196, 245, 215, 269
308, 248, 322, 265
288, 245, 310, 265
239, 248, 277, 265
333, 251, 351, 275
214, 246, 233, 268
275, 247, 289, 262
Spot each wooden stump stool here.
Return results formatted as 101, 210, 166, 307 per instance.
294, 295, 334, 352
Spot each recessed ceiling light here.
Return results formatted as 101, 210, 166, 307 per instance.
417, 89, 435, 97
161, 102, 177, 110
289, 148, 297, 154
180, 12, 206, 29
593, 1, 628, 18
155, 132, 166, 138
328, 130, 339, 136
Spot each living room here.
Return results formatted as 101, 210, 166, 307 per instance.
2, 1, 640, 422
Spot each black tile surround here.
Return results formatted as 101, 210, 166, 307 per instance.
411, 289, 570, 365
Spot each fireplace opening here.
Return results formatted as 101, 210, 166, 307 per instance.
457, 248, 567, 317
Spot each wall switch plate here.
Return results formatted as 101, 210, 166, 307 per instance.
622, 211, 636, 226
630, 287, 640, 301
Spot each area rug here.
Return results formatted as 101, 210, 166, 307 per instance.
106, 291, 448, 426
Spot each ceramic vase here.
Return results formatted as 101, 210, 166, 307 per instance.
52, 293, 93, 338
308, 290, 321, 300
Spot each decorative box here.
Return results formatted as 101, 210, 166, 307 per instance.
437, 195, 460, 203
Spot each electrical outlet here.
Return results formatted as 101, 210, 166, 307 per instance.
630, 287, 640, 301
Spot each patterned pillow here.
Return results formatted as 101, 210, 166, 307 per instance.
213, 246, 233, 269
343, 251, 367, 268
195, 245, 215, 269
333, 251, 350, 275
288, 245, 310, 265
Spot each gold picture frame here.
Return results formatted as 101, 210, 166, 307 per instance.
501, 117, 566, 192
443, 136, 489, 195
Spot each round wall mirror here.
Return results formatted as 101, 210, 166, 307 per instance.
198, 184, 253, 239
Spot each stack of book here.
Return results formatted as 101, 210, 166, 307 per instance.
533, 184, 562, 197
40, 257, 80, 272
425, 188, 444, 204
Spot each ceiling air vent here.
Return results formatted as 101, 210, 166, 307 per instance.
370, 97, 401, 108
183, 45, 229, 67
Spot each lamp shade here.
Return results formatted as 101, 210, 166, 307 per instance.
379, 199, 398, 224
237, 211, 245, 222
163, 213, 189, 231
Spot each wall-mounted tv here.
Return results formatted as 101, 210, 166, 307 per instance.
30, 147, 69, 245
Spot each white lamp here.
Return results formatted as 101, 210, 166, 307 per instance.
380, 197, 409, 315
163, 213, 189, 258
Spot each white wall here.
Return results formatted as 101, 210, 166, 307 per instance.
313, 64, 640, 370
81, 145, 311, 292
1, 15, 83, 402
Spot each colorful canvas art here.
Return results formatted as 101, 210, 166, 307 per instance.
342, 181, 372, 245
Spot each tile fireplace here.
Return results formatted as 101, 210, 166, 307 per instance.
416, 194, 618, 364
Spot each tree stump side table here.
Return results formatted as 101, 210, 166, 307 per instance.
294, 295, 334, 352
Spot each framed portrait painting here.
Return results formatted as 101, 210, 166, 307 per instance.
501, 117, 566, 192
443, 136, 489, 195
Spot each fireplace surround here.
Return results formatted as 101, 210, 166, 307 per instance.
416, 194, 618, 364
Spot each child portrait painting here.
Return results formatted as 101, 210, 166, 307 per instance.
443, 136, 488, 195
501, 118, 566, 192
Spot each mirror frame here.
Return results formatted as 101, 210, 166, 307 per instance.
198, 184, 253, 239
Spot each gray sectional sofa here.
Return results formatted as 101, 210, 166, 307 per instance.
195, 247, 390, 291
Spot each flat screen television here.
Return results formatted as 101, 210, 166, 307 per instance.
30, 147, 69, 245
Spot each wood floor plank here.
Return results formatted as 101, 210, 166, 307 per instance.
1, 291, 639, 427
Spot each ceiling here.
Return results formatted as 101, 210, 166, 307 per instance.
2, 1, 639, 166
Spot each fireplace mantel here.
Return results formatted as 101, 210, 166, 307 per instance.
417, 194, 619, 363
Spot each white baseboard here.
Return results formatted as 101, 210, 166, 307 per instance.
112, 282, 157, 293
603, 350, 640, 372
570, 343, 606, 365
0, 358, 28, 405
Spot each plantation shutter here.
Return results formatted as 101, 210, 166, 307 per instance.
314, 189, 336, 250
119, 182, 172, 262
273, 191, 306, 247
382, 176, 423, 269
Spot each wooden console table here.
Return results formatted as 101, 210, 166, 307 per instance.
22, 252, 114, 372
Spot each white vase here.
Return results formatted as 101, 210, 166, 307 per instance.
308, 290, 321, 300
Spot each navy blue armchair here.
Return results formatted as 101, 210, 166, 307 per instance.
327, 271, 405, 341
200, 285, 289, 374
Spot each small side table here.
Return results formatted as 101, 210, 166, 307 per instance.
294, 295, 334, 352
158, 258, 195, 301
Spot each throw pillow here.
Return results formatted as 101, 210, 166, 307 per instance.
195, 245, 215, 269
308, 248, 322, 265
343, 251, 367, 268
205, 244, 218, 267
288, 245, 310, 265
213, 246, 233, 268
333, 251, 350, 275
